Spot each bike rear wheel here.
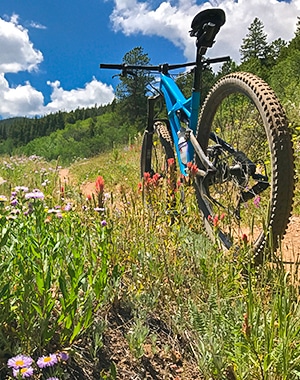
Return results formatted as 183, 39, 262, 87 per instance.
195, 72, 294, 262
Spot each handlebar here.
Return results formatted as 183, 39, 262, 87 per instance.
100, 56, 231, 74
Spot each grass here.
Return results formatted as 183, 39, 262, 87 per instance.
0, 136, 299, 379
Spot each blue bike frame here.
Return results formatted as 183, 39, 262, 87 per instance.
159, 72, 200, 175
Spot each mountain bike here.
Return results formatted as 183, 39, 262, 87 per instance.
100, 8, 294, 263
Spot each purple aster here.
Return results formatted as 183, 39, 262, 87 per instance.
37, 354, 58, 368
10, 198, 18, 207
64, 203, 72, 211
101, 220, 107, 227
12, 366, 34, 378
25, 190, 44, 200
7, 354, 33, 369
58, 351, 69, 361
15, 186, 29, 193
253, 195, 261, 208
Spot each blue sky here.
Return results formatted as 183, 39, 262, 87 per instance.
0, 0, 298, 119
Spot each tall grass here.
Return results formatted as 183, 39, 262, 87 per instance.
0, 142, 299, 379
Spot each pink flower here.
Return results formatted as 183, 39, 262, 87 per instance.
12, 367, 34, 378
37, 354, 58, 368
7, 355, 33, 369
253, 195, 261, 208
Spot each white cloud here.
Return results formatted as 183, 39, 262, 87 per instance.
0, 15, 115, 118
110, 0, 300, 63
0, 74, 115, 118
0, 74, 44, 118
28, 21, 47, 30
0, 14, 43, 73
44, 78, 115, 113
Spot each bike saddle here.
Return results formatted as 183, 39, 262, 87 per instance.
190, 8, 225, 48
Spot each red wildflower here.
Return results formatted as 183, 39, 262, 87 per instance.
242, 233, 248, 244
152, 173, 161, 185
143, 172, 151, 181
213, 215, 219, 227
95, 176, 104, 193
208, 214, 220, 228
187, 161, 198, 176
167, 158, 175, 167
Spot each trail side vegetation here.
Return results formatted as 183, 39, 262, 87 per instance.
0, 18, 300, 380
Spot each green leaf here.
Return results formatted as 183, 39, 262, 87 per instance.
70, 321, 82, 343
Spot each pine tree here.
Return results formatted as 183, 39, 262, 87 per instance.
240, 18, 268, 62
116, 47, 153, 130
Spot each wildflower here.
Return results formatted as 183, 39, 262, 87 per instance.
12, 367, 34, 378
94, 207, 105, 213
95, 176, 105, 208
213, 215, 219, 227
143, 172, 151, 182
95, 176, 105, 193
0, 195, 7, 202
64, 203, 72, 211
253, 195, 261, 208
101, 220, 107, 227
15, 186, 29, 193
25, 190, 44, 200
10, 198, 18, 207
46, 378, 59, 380
86, 194, 92, 201
41, 179, 50, 187
37, 354, 58, 368
47, 208, 61, 214
187, 161, 198, 176
58, 351, 69, 361
137, 182, 142, 192
167, 157, 175, 167
207, 214, 220, 228
152, 172, 161, 186
8, 355, 33, 369
242, 233, 248, 245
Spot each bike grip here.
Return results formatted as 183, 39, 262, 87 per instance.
100, 63, 123, 70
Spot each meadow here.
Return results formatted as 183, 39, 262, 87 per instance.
0, 134, 299, 380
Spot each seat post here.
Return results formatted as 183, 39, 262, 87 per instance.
192, 47, 204, 93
